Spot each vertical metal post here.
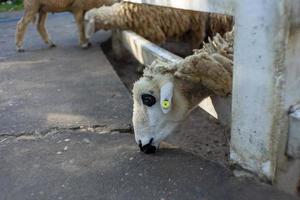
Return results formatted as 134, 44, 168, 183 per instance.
231, 0, 291, 180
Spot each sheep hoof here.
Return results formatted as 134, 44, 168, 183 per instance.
17, 48, 25, 53
49, 43, 56, 48
81, 42, 92, 49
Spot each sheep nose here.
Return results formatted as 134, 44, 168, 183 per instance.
139, 138, 157, 154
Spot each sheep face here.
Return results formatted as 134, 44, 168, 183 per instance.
84, 5, 115, 39
132, 76, 189, 154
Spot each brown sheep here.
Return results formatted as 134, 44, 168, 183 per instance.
15, 0, 118, 52
84, 2, 233, 50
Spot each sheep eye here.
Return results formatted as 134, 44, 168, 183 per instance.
141, 94, 156, 107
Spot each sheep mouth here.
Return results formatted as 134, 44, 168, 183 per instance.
139, 138, 157, 154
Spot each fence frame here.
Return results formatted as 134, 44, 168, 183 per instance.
116, 0, 300, 194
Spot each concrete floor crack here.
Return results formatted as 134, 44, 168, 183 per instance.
0, 124, 133, 141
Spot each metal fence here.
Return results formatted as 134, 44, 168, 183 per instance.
116, 0, 300, 195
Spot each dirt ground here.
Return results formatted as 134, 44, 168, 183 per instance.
101, 39, 231, 166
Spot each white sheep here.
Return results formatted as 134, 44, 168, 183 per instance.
132, 30, 234, 154
15, 0, 118, 52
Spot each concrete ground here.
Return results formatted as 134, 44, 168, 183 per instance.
0, 11, 298, 200
0, 12, 131, 135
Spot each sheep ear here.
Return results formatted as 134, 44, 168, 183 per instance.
160, 82, 174, 114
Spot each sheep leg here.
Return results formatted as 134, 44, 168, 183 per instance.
73, 11, 91, 49
15, 10, 36, 52
37, 11, 56, 48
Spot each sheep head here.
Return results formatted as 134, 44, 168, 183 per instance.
84, 3, 121, 39
132, 60, 190, 154
132, 32, 234, 154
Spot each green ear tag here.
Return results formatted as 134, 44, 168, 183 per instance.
162, 99, 170, 109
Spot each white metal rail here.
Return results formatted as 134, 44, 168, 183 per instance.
120, 30, 182, 65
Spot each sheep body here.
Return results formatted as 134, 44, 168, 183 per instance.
132, 30, 234, 151
16, 0, 117, 52
85, 2, 233, 49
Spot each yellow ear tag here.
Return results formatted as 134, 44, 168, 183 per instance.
162, 99, 170, 109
